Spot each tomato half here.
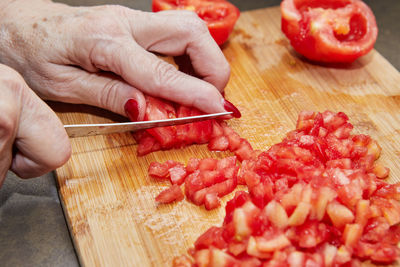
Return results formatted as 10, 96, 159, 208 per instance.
152, 0, 240, 45
281, 0, 378, 63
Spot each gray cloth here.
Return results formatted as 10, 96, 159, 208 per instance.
0, 172, 79, 267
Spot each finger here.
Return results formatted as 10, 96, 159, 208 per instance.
130, 10, 231, 92
89, 40, 229, 115
42, 65, 147, 121
0, 93, 16, 186
0, 69, 72, 179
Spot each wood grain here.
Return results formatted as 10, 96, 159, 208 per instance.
55, 6, 400, 267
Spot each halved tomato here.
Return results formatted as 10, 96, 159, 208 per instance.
281, 0, 378, 63
152, 0, 240, 45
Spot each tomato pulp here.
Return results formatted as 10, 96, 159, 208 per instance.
152, 0, 240, 45
281, 0, 378, 63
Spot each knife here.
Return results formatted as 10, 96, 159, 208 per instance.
64, 111, 232, 138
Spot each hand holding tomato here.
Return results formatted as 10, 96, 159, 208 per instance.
0, 64, 71, 186
0, 0, 234, 122
281, 0, 378, 63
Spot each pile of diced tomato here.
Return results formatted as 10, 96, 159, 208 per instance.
136, 98, 400, 266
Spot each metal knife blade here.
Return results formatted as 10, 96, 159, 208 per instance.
64, 111, 232, 138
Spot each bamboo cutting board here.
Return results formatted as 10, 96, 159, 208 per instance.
55, 6, 400, 267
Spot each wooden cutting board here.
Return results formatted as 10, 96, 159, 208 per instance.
55, 6, 400, 267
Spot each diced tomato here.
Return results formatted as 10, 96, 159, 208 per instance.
134, 131, 161, 156
157, 110, 400, 266
204, 193, 221, 210
200, 170, 225, 187
145, 96, 177, 148
217, 156, 237, 170
211, 120, 224, 138
281, 0, 378, 63
185, 170, 205, 199
198, 158, 218, 171
234, 139, 255, 161
208, 135, 229, 151
148, 161, 171, 179
152, 0, 240, 45
169, 164, 188, 185
186, 158, 200, 174
194, 226, 227, 250
155, 184, 184, 204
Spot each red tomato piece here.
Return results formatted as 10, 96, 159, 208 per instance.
204, 193, 221, 210
217, 156, 237, 170
234, 138, 255, 161
198, 158, 218, 171
208, 135, 229, 151
281, 0, 378, 63
169, 164, 188, 185
152, 0, 240, 45
134, 131, 161, 156
200, 170, 225, 187
144, 96, 177, 148
155, 184, 184, 203
185, 170, 205, 199
194, 226, 227, 250
211, 120, 224, 138
148, 161, 171, 178
186, 158, 201, 174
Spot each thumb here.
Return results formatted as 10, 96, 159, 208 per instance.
42, 66, 147, 121
0, 65, 71, 179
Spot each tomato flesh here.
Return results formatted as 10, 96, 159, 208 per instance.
281, 0, 378, 63
139, 99, 400, 265
152, 0, 240, 45
165, 110, 400, 266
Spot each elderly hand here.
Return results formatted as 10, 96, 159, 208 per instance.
0, 0, 237, 122
0, 64, 70, 186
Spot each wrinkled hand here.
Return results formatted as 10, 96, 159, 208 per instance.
0, 64, 70, 186
0, 0, 232, 121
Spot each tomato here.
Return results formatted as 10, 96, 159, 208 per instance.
173, 110, 400, 266
152, 0, 240, 45
155, 184, 184, 203
281, 0, 378, 63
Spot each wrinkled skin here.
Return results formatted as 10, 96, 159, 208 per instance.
0, 64, 71, 186
0, 0, 231, 183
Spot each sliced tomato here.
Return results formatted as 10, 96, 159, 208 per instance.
194, 226, 227, 250
155, 184, 184, 203
144, 96, 177, 148
281, 0, 378, 63
152, 0, 240, 45
173, 111, 400, 266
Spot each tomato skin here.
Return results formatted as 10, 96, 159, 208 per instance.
152, 0, 240, 45
281, 0, 378, 63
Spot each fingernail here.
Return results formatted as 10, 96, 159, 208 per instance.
223, 99, 241, 118
124, 99, 139, 121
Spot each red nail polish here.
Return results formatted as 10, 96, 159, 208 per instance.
124, 99, 139, 121
223, 99, 241, 118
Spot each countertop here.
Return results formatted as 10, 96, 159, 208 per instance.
0, 1, 398, 266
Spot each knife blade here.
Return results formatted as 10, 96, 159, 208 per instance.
64, 111, 232, 138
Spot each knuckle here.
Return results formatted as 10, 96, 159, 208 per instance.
152, 60, 180, 91
183, 16, 209, 36
79, 6, 129, 36
0, 110, 17, 143
99, 80, 121, 111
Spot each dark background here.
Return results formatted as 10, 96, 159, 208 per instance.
0, 1, 398, 266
